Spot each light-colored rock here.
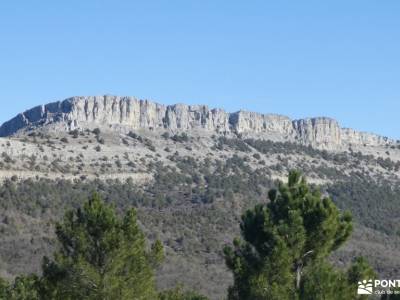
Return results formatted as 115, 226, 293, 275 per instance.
165, 104, 230, 132
0, 95, 395, 150
340, 128, 392, 147
292, 117, 342, 150
230, 111, 294, 136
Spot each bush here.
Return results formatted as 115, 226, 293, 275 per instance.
128, 131, 138, 139
69, 129, 79, 138
215, 137, 251, 152
171, 133, 189, 143
1, 152, 13, 164
92, 128, 101, 135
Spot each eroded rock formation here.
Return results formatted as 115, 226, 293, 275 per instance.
0, 95, 394, 150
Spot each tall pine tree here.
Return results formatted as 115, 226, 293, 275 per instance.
224, 171, 375, 300
41, 193, 164, 299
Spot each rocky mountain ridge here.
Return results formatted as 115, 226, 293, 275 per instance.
0, 95, 394, 150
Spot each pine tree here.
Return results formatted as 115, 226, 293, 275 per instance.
224, 170, 374, 300
41, 193, 164, 299
0, 275, 40, 300
301, 257, 375, 300
0, 278, 7, 299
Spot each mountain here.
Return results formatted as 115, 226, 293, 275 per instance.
0, 96, 395, 150
0, 96, 399, 299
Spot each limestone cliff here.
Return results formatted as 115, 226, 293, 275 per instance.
0, 95, 394, 150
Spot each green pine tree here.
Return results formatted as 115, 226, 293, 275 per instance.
224, 170, 375, 300
0, 278, 7, 299
40, 193, 164, 300
301, 257, 375, 300
0, 275, 40, 300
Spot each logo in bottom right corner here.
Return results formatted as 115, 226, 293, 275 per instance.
358, 279, 373, 295
357, 279, 400, 296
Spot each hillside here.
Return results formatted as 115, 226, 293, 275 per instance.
0, 96, 400, 299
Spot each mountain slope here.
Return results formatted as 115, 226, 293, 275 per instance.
0, 96, 399, 299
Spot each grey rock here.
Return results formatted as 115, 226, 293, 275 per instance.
0, 95, 394, 150
292, 117, 342, 150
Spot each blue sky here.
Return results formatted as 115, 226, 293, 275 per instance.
0, 1, 399, 138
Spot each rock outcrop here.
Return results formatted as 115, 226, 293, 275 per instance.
0, 95, 394, 150
292, 117, 342, 149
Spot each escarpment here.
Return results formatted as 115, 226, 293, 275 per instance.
0, 95, 394, 150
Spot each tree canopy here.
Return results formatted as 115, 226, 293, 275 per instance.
224, 170, 375, 300
39, 193, 163, 299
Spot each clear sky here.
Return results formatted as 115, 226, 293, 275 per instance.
0, 1, 399, 138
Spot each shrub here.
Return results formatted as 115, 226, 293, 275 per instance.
171, 133, 189, 143
69, 129, 79, 138
92, 128, 101, 135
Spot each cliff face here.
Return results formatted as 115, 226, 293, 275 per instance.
292, 117, 342, 149
0, 95, 394, 150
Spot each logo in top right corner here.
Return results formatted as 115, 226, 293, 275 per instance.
358, 279, 373, 295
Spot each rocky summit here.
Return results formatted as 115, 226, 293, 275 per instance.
0, 95, 394, 150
